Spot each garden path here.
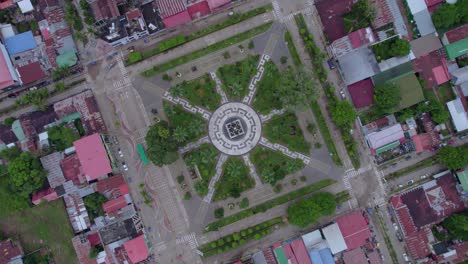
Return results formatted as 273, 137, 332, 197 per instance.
162, 91, 212, 120
178, 136, 210, 154
204, 154, 229, 202
209, 72, 229, 104
242, 154, 262, 186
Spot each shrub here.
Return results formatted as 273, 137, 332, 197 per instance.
287, 192, 337, 227
183, 192, 191, 200
127, 51, 143, 64
55, 82, 66, 92
248, 228, 254, 234
254, 234, 261, 240
162, 73, 172, 81
223, 51, 231, 59
233, 233, 240, 240
217, 239, 224, 246
239, 239, 246, 245
273, 183, 282, 193
239, 197, 249, 209
176, 175, 184, 184
248, 40, 254, 49
300, 176, 307, 182
241, 230, 247, 237
226, 236, 232, 242
214, 208, 224, 218
4, 117, 16, 126
232, 242, 238, 248
210, 242, 217, 248
280, 56, 288, 64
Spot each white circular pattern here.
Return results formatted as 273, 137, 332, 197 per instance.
208, 102, 262, 156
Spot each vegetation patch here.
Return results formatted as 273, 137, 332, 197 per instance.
371, 36, 411, 62
170, 74, 220, 110
141, 23, 272, 76
217, 55, 259, 100
251, 147, 304, 185
287, 192, 336, 227
125, 4, 273, 65
47, 125, 80, 151
83, 193, 108, 223
342, 0, 375, 33
199, 217, 283, 257
263, 112, 310, 154
163, 102, 206, 144
184, 144, 219, 196
214, 158, 254, 201
0, 201, 77, 263
284, 31, 301, 67
252, 61, 283, 114
205, 179, 336, 231
431, 0, 467, 33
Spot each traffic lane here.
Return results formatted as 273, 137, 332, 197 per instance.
385, 164, 444, 191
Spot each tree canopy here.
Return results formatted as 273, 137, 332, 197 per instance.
287, 192, 336, 227
278, 67, 316, 109
8, 152, 47, 197
372, 37, 411, 61
374, 83, 401, 114
330, 100, 357, 128
83, 193, 108, 222
431, 0, 468, 31
0, 146, 21, 162
436, 146, 468, 170
441, 211, 468, 241
145, 121, 179, 166
47, 126, 80, 151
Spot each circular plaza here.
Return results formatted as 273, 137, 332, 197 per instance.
208, 102, 262, 156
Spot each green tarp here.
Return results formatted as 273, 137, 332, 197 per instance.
56, 51, 78, 67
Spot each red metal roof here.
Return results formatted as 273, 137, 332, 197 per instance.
425, 0, 443, 7
367, 251, 382, 264
96, 174, 126, 199
74, 134, 112, 181
187, 1, 211, 19
60, 153, 86, 185
72, 236, 97, 264
32, 188, 59, 205
336, 211, 371, 250
119, 183, 129, 195
343, 248, 367, 264
157, 0, 186, 18
207, 0, 230, 9
87, 233, 101, 247
0, 239, 22, 263
432, 65, 450, 85
17, 62, 47, 85
0, 0, 14, 9
316, 0, 355, 42
283, 244, 298, 264
162, 10, 192, 28
90, 0, 120, 20
126, 9, 141, 20
102, 196, 128, 213
123, 235, 149, 263
290, 239, 312, 264
348, 28, 373, 49
347, 78, 375, 108
0, 48, 15, 90
444, 24, 468, 44
406, 230, 431, 259
412, 134, 433, 153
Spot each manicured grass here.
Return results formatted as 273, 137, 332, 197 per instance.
141, 23, 273, 76
284, 30, 301, 67
205, 179, 336, 231
251, 147, 305, 185
310, 100, 342, 165
170, 74, 221, 110
436, 82, 455, 104
263, 112, 311, 154
0, 201, 77, 263
184, 144, 219, 196
213, 158, 255, 201
217, 55, 259, 100
125, 4, 273, 65
252, 61, 283, 114
163, 101, 206, 143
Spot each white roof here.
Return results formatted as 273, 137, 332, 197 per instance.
406, 0, 427, 14
18, 0, 33, 13
0, 24, 15, 39
366, 124, 404, 150
338, 47, 380, 85
302, 230, 324, 249
413, 9, 436, 36
322, 223, 347, 254
378, 51, 415, 71
447, 98, 468, 132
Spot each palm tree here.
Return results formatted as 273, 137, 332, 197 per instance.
173, 127, 188, 143
226, 160, 242, 179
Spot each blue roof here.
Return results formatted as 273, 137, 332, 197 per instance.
5, 31, 37, 55
309, 250, 324, 264
319, 248, 334, 264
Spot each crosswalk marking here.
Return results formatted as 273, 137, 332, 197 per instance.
176, 233, 198, 249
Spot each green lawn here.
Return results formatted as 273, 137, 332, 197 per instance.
217, 55, 259, 101
0, 201, 77, 264
141, 23, 272, 76
251, 147, 304, 185
284, 31, 301, 67
263, 112, 310, 154
436, 83, 455, 104
184, 144, 219, 196
163, 101, 207, 143
170, 74, 221, 110
252, 61, 283, 114
213, 158, 255, 201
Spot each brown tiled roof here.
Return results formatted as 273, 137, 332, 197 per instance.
60, 153, 86, 185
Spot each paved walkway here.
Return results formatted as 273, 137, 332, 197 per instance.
178, 136, 210, 154
242, 54, 270, 105
243, 154, 262, 186
162, 91, 212, 120
204, 153, 228, 202
209, 72, 228, 104
260, 108, 286, 122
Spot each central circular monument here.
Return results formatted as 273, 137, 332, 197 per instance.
208, 102, 262, 156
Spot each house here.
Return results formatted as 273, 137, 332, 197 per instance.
0, 42, 20, 90
366, 124, 405, 155
442, 24, 468, 60
322, 223, 348, 254
455, 168, 468, 195
410, 34, 442, 58
447, 97, 468, 132
73, 133, 112, 182
347, 78, 375, 109
405, 0, 436, 37
0, 239, 24, 264
123, 235, 149, 264
390, 172, 465, 260
187, 0, 211, 20
335, 211, 371, 250
412, 50, 450, 89
32, 187, 59, 205
157, 0, 192, 28
88, 0, 120, 21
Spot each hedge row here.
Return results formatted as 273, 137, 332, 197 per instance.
141, 22, 272, 76
284, 30, 301, 67
335, 190, 351, 204
199, 217, 283, 257
205, 179, 336, 231
125, 4, 273, 65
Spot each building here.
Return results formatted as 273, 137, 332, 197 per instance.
74, 133, 112, 182
412, 50, 450, 89
123, 235, 149, 264
447, 97, 468, 132
366, 123, 405, 155
410, 33, 443, 58
335, 211, 371, 250
347, 78, 375, 109
442, 24, 468, 60
0, 42, 20, 90
405, 0, 436, 36
157, 0, 192, 28
0, 239, 24, 264
321, 223, 347, 254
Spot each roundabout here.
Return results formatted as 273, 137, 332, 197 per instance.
208, 102, 262, 156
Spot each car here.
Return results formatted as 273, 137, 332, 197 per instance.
228, 11, 234, 16
118, 148, 123, 158
122, 162, 128, 171
7, 92, 19, 98
340, 90, 346, 99
398, 184, 404, 188
29, 86, 37, 91
393, 222, 399, 230
403, 253, 409, 262
421, 174, 427, 179
327, 59, 336, 69
407, 180, 414, 185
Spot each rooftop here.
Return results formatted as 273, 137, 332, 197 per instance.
343, 248, 367, 264
0, 239, 23, 264
32, 187, 59, 205
338, 47, 380, 85
456, 169, 468, 192
60, 153, 86, 186
17, 62, 47, 85
412, 8, 436, 36
322, 223, 347, 254
187, 1, 211, 20
96, 174, 127, 199
315, 0, 355, 42
447, 98, 468, 132
41, 152, 66, 188
0, 43, 16, 90
73, 133, 112, 181
347, 78, 375, 108
366, 124, 404, 150
444, 24, 468, 44
71, 235, 96, 264
207, 0, 230, 9
410, 34, 443, 58
123, 235, 149, 263
371, 61, 414, 86
99, 218, 137, 245
162, 10, 192, 28
102, 195, 129, 213
4, 31, 37, 55
336, 211, 371, 250
445, 38, 468, 60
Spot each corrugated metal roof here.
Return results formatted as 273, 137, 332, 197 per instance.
375, 140, 400, 154
446, 38, 468, 60
456, 169, 468, 192
322, 223, 347, 254
273, 247, 288, 264
447, 98, 468, 132
74, 133, 112, 181
41, 152, 66, 188
302, 230, 324, 249
4, 31, 37, 55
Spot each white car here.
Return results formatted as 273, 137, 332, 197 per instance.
340, 90, 346, 99
421, 174, 427, 179
118, 148, 123, 158
122, 162, 128, 171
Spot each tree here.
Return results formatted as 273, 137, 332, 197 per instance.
239, 197, 249, 208
214, 207, 224, 218
390, 38, 411, 57
47, 126, 79, 151
194, 180, 208, 196
278, 67, 316, 109
128, 52, 142, 64
0, 146, 21, 162
287, 192, 336, 227
173, 126, 188, 143
330, 100, 357, 128
8, 152, 47, 197
374, 83, 401, 114
436, 146, 468, 170
55, 82, 66, 92
4, 117, 16, 126
431, 0, 467, 31
145, 121, 179, 166
83, 193, 108, 222
441, 211, 468, 241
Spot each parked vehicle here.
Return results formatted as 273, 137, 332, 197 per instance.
407, 180, 414, 185
122, 162, 128, 171
421, 174, 427, 179
118, 148, 123, 158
